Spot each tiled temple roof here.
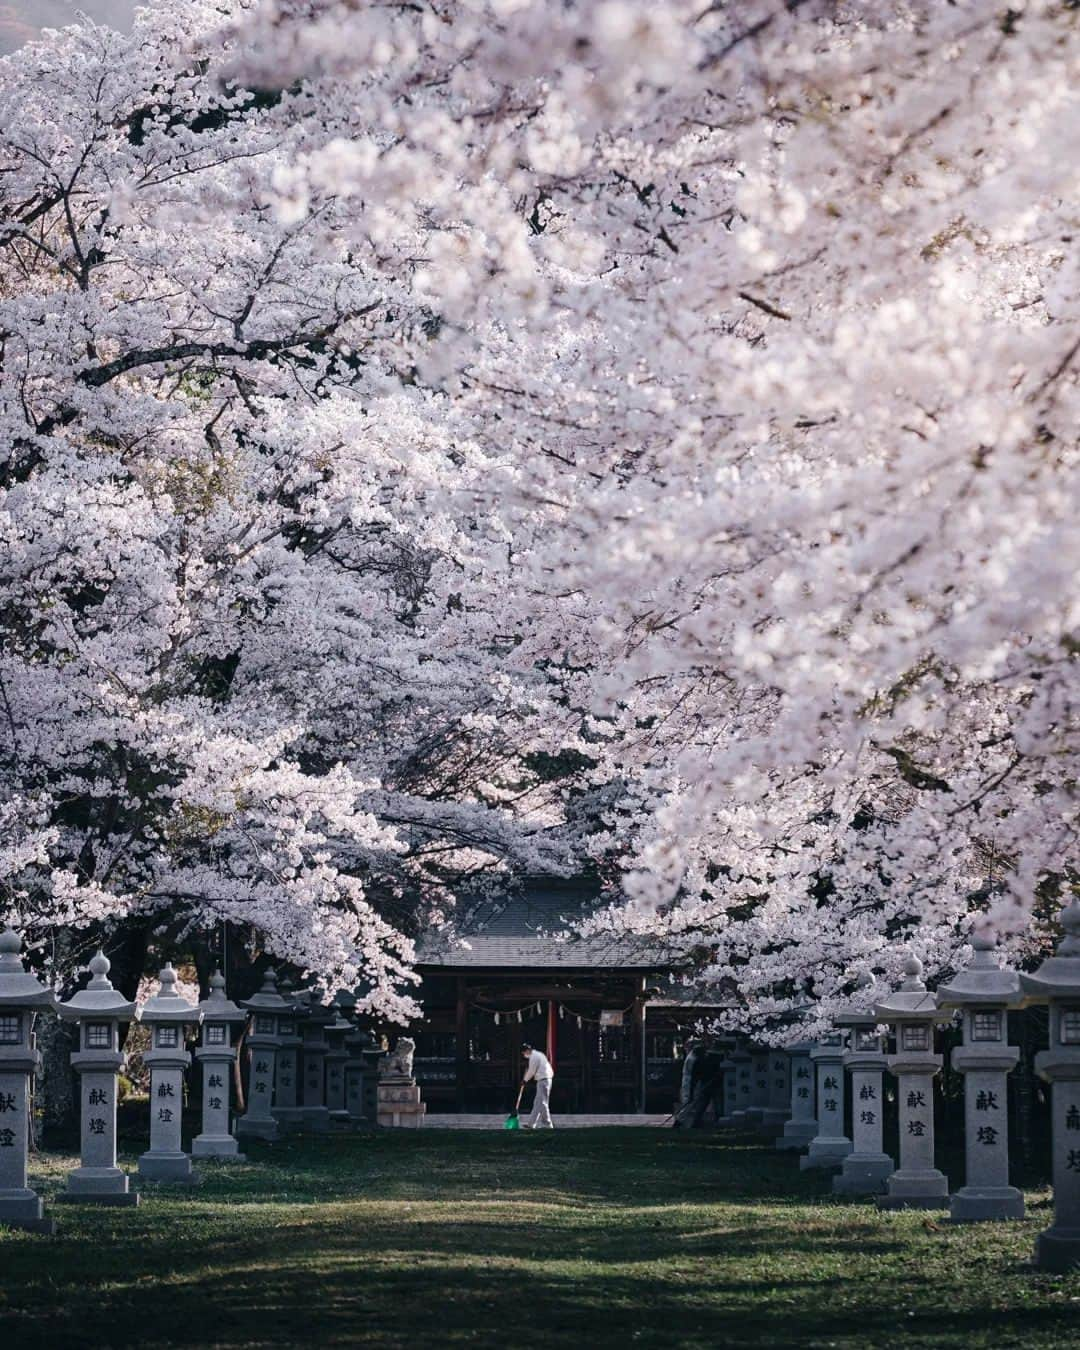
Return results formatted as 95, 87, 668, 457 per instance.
415, 881, 667, 970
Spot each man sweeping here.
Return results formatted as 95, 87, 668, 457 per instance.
520, 1042, 555, 1129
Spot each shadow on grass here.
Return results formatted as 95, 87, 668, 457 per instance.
2, 1129, 1074, 1350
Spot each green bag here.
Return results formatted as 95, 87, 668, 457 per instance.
504, 1112, 520, 1130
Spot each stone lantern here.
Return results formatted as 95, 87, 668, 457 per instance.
875, 954, 952, 1209
272, 978, 305, 1134
717, 1046, 738, 1127
57, 948, 138, 1206
137, 963, 202, 1183
324, 1000, 352, 1128
833, 989, 894, 1196
707, 1037, 735, 1125
299, 987, 333, 1132
937, 929, 1024, 1222
747, 1046, 770, 1124
345, 1016, 377, 1127
730, 1042, 753, 1123
192, 970, 247, 1159
236, 968, 290, 1142
1020, 899, 1080, 1270
777, 1042, 817, 1151
760, 1047, 790, 1135
800, 1028, 853, 1170
0, 928, 57, 1233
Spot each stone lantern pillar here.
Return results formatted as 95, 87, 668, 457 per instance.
0, 928, 57, 1233
236, 968, 289, 1142
833, 1000, 894, 1196
937, 930, 1024, 1222
730, 1043, 753, 1123
137, 963, 202, 1183
760, 1048, 790, 1135
717, 1051, 738, 1127
299, 988, 333, 1132
345, 1021, 376, 1126
1020, 899, 1080, 1269
875, 955, 951, 1209
747, 1047, 770, 1124
801, 1029, 853, 1170
708, 1037, 735, 1125
363, 1039, 387, 1121
271, 980, 305, 1134
777, 1042, 817, 1151
57, 949, 138, 1206
324, 1004, 351, 1128
192, 970, 247, 1159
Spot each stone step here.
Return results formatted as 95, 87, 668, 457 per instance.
422, 1113, 672, 1129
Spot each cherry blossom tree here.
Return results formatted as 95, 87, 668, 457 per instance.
0, 2, 595, 1016
1, 0, 1076, 1038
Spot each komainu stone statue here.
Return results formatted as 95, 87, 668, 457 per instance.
376, 1037, 425, 1128
381, 1036, 416, 1081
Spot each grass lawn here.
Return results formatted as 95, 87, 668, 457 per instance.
0, 1128, 1076, 1349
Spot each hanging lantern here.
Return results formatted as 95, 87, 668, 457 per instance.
576, 1016, 582, 1028
558, 1005, 564, 1020
494, 1013, 500, 1025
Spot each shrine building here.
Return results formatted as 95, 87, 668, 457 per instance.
412, 879, 728, 1115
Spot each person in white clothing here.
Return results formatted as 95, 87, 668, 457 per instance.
520, 1043, 555, 1129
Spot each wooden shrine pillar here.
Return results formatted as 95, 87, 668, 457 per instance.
634, 977, 647, 1112
455, 977, 467, 1113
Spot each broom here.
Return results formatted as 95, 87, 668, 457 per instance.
504, 1083, 525, 1130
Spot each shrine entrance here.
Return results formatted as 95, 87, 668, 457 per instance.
414, 974, 647, 1115
409, 879, 726, 1116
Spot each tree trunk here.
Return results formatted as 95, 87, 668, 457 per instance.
38, 1006, 79, 1147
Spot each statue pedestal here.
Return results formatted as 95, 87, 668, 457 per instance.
377, 1077, 426, 1128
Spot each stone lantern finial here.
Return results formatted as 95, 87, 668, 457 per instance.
86, 950, 112, 988
0, 927, 23, 969
900, 954, 924, 989
1059, 900, 1080, 954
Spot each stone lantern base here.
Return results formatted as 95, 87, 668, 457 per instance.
138, 1150, 198, 1184
236, 1115, 280, 1142
58, 1166, 140, 1207
270, 1106, 305, 1134
192, 1134, 246, 1160
776, 1119, 817, 1151
949, 1184, 1025, 1224
1034, 1224, 1080, 1272
759, 1109, 789, 1135
877, 1168, 949, 1210
0, 1191, 57, 1234
800, 1138, 852, 1170
832, 1152, 894, 1196
300, 1106, 333, 1133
